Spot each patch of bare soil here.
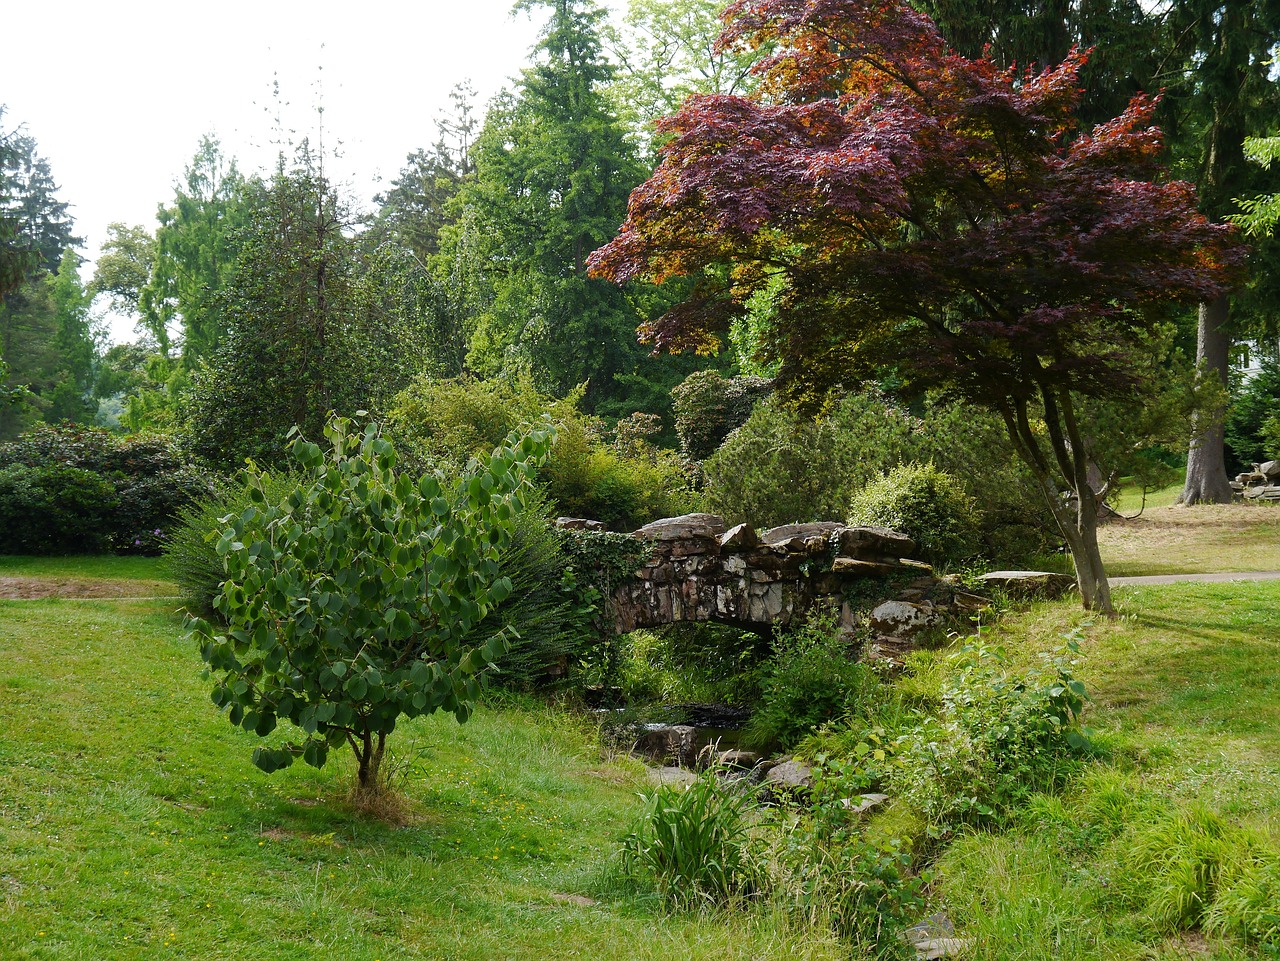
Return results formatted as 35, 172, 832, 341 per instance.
0, 576, 178, 599
1104, 502, 1277, 537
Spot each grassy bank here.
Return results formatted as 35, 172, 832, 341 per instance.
926, 581, 1280, 960
0, 586, 842, 960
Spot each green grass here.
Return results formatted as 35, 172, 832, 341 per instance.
1111, 479, 1184, 514
928, 583, 1280, 959
0, 576, 845, 960
0, 554, 171, 582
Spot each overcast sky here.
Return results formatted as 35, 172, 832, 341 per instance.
1, 0, 622, 340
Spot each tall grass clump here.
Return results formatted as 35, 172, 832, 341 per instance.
622, 772, 764, 907
163, 470, 303, 614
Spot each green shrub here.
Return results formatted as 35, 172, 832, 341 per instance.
622, 772, 763, 906
703, 392, 1051, 563
889, 638, 1091, 836
169, 479, 592, 689
615, 624, 766, 705
388, 374, 699, 530
459, 492, 596, 690
0, 463, 119, 554
671, 369, 772, 460
741, 617, 884, 751
541, 416, 700, 530
1226, 360, 1280, 471
186, 414, 555, 798
0, 423, 209, 554
847, 463, 982, 566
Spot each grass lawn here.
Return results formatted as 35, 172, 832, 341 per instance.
1098, 501, 1280, 576
0, 584, 843, 960
0, 555, 176, 599
928, 581, 1280, 960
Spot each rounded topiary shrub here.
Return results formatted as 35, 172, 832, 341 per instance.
847, 463, 982, 566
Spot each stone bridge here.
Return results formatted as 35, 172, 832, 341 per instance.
558, 513, 936, 636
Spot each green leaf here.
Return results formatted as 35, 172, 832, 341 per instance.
344, 675, 368, 700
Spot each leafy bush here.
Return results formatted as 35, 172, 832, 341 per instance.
703, 392, 1050, 563
889, 638, 1091, 837
187, 414, 554, 800
0, 423, 209, 554
847, 463, 982, 566
388, 374, 699, 530
614, 623, 766, 705
671, 369, 772, 460
0, 464, 118, 554
541, 416, 700, 530
622, 772, 763, 906
169, 475, 590, 691
742, 618, 884, 751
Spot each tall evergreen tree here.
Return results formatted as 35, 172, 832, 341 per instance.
440, 0, 653, 411
0, 115, 80, 274
1167, 0, 1280, 502
0, 110, 90, 437
369, 82, 478, 264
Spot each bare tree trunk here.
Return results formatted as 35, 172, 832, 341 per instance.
1000, 397, 1114, 615
1178, 295, 1234, 505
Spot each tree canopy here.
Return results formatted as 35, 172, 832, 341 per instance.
589, 0, 1243, 611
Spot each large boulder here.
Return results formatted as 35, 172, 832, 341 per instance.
635, 513, 727, 541
837, 526, 916, 559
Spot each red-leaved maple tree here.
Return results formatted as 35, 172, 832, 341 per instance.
588, 0, 1245, 612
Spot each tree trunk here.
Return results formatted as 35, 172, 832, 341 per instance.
354, 729, 387, 795
1001, 394, 1114, 615
1178, 295, 1234, 505
1036, 475, 1113, 614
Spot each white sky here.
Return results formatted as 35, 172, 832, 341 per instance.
0, 0, 621, 342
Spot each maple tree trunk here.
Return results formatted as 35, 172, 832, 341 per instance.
1178, 295, 1234, 505
1000, 395, 1114, 615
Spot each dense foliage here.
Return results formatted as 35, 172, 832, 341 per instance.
187, 415, 554, 797
0, 423, 208, 554
703, 392, 1051, 563
388, 374, 699, 529
847, 464, 982, 566
590, 0, 1243, 611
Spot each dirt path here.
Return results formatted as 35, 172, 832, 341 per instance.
0, 576, 180, 600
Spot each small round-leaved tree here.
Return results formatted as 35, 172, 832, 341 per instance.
186, 413, 554, 799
